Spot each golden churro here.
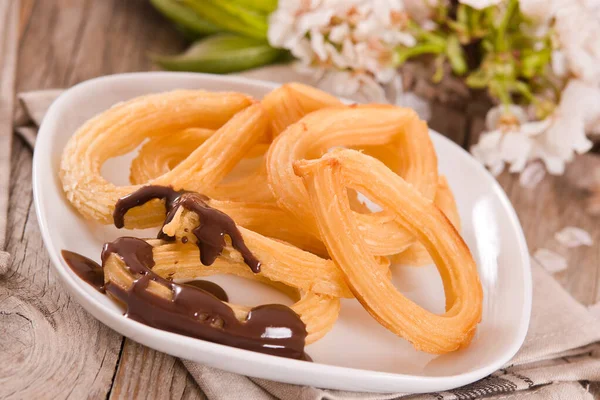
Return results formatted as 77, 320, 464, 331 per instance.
60, 83, 482, 359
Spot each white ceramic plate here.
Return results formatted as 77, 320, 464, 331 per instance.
33, 72, 531, 394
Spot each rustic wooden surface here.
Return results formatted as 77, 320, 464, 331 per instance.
1, 0, 599, 398
0, 0, 18, 250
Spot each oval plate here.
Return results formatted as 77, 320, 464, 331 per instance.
33, 72, 531, 394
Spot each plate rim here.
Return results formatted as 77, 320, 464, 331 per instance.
32, 71, 532, 393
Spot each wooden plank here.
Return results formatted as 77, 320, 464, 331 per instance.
428, 103, 468, 146
109, 341, 206, 400
496, 154, 600, 306
16, 0, 185, 91
0, 138, 123, 399
17, 0, 35, 39
0, 0, 19, 250
468, 116, 600, 306
7, 0, 196, 398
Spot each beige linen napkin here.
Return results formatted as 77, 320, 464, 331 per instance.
13, 81, 600, 399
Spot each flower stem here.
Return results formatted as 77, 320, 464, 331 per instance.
394, 42, 445, 65
495, 0, 518, 52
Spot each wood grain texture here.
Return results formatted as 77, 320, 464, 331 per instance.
470, 120, 600, 399
109, 340, 206, 400
6, 0, 600, 398
500, 155, 600, 306
16, 0, 185, 92
5, 0, 201, 399
1, 138, 122, 399
468, 117, 600, 307
0, 0, 19, 249
428, 103, 468, 146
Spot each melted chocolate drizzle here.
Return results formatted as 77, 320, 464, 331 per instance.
99, 237, 307, 359
183, 280, 229, 302
62, 250, 105, 293
113, 185, 182, 229
62, 187, 309, 360
113, 186, 261, 273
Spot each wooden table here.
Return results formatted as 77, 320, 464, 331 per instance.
2, 0, 599, 398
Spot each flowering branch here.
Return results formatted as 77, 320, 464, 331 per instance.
149, 0, 600, 183
267, 0, 600, 182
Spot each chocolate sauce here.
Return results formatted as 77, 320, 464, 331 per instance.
61, 250, 105, 292
100, 237, 307, 359
113, 185, 181, 229
113, 185, 260, 273
183, 280, 229, 302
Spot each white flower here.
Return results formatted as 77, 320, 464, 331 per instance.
485, 104, 528, 129
519, 0, 555, 22
471, 129, 504, 175
551, 50, 568, 77
268, 0, 419, 100
472, 80, 600, 177
553, 3, 600, 84
471, 105, 537, 175
521, 0, 600, 84
539, 80, 599, 171
329, 23, 350, 43
458, 0, 502, 10
317, 69, 388, 102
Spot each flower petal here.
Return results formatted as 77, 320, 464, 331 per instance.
551, 50, 568, 77
554, 226, 593, 247
519, 162, 546, 188
489, 160, 505, 176
329, 23, 350, 43
533, 248, 568, 273
501, 132, 532, 172
485, 105, 528, 130
310, 30, 328, 61
520, 119, 552, 137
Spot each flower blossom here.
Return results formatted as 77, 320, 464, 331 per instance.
521, 0, 600, 84
268, 0, 426, 101
471, 80, 600, 176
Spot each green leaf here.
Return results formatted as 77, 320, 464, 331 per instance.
495, 0, 518, 51
446, 20, 466, 36
416, 28, 447, 47
481, 38, 494, 53
152, 34, 284, 74
520, 50, 551, 78
174, 24, 203, 40
150, 0, 221, 36
511, 80, 534, 101
433, 55, 445, 83
229, 0, 277, 14
465, 68, 489, 88
489, 80, 512, 105
457, 5, 468, 26
394, 42, 445, 65
446, 35, 467, 75
468, 8, 488, 39
184, 0, 268, 39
